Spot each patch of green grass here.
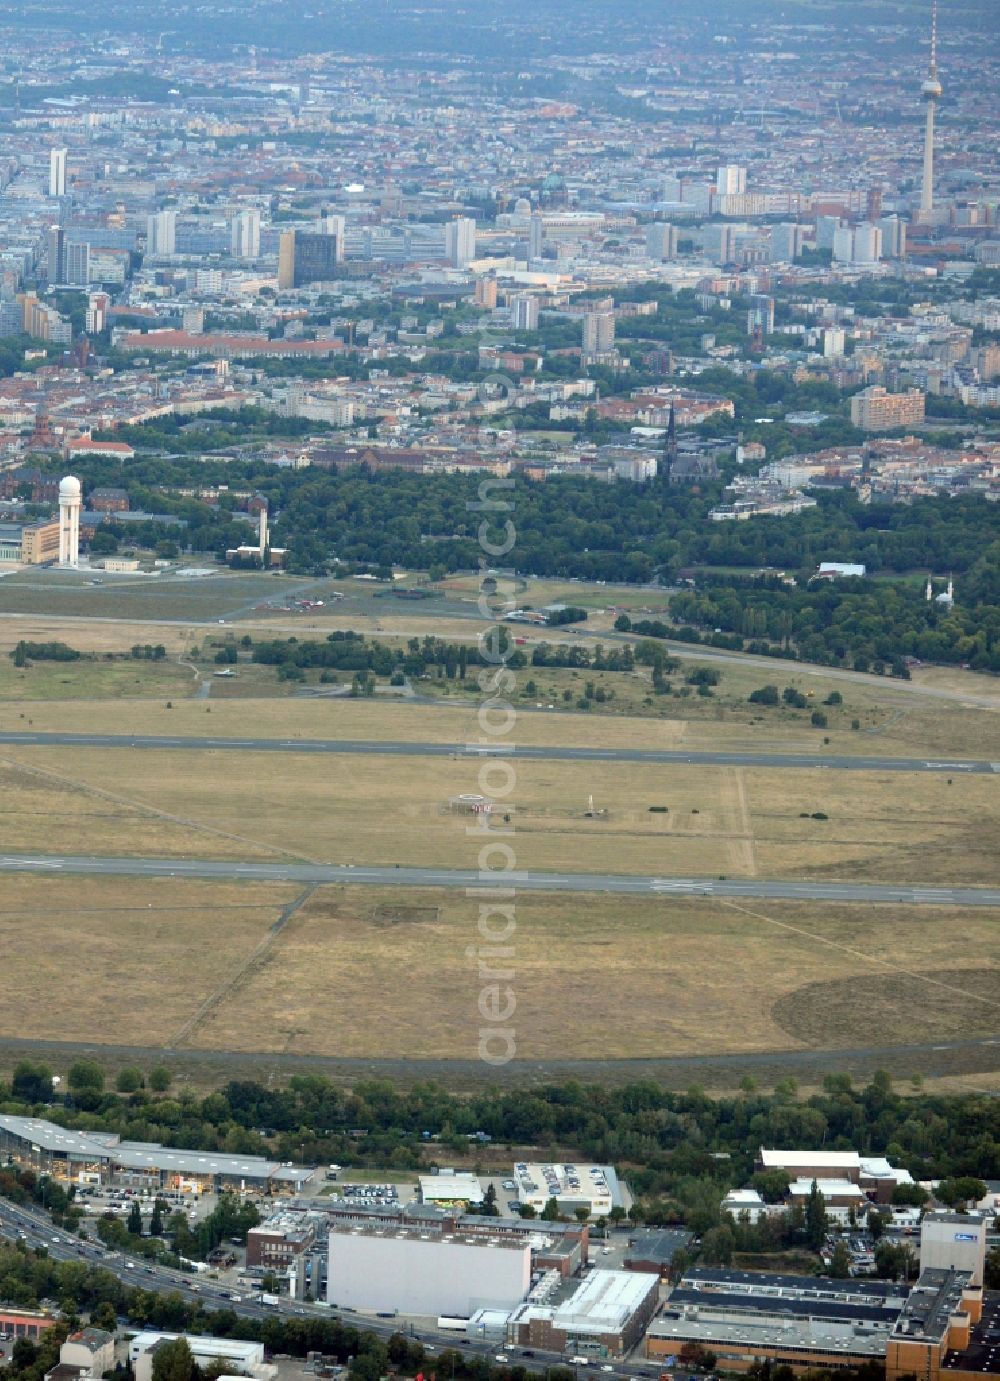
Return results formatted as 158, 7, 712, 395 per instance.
0, 657, 195, 701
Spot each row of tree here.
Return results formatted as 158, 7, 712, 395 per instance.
6, 1066, 1000, 1218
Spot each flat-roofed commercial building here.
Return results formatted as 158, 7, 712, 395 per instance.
0, 1307, 57, 1340
787, 1177, 868, 1225
756, 1148, 913, 1206
757, 1149, 863, 1180
246, 1211, 319, 1268
885, 1269, 985, 1381
0, 519, 61, 565
624, 1229, 694, 1279
130, 1335, 265, 1381
0, 1113, 310, 1193
509, 1268, 659, 1358
327, 1222, 532, 1317
513, 1161, 622, 1216
20, 520, 61, 564
647, 1267, 909, 1374
419, 1173, 484, 1206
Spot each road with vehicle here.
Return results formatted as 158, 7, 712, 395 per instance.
0, 1198, 659, 1379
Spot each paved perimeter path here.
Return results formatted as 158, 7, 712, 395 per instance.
1, 852, 998, 907
0, 730, 997, 775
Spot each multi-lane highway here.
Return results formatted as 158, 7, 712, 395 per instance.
0, 851, 997, 906
0, 1197, 658, 1379
0, 729, 996, 775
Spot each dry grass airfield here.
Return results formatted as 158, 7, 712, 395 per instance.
2, 742, 997, 885
0, 875, 998, 1064
0, 599, 997, 1080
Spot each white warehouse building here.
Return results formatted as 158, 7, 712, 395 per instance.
327, 1223, 531, 1317
130, 1335, 266, 1381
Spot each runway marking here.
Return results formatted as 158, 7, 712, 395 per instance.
0, 731, 995, 775
0, 854, 997, 909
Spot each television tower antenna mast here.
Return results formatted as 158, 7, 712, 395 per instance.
919, 0, 942, 216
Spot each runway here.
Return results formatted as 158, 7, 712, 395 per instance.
0, 729, 995, 775
1, 851, 998, 906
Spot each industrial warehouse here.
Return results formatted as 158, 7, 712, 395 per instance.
647, 1267, 908, 1371
5, 1115, 998, 1376
327, 1221, 533, 1319
0, 1114, 311, 1193
324, 1219, 660, 1358
647, 1212, 990, 1375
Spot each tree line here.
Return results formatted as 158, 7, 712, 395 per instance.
4, 1064, 1000, 1220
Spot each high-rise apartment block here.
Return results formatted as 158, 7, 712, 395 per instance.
528, 213, 544, 260
850, 386, 925, 431
48, 148, 67, 198
445, 217, 476, 268
770, 223, 807, 262
715, 164, 746, 197
319, 213, 346, 261
85, 292, 110, 335
47, 226, 65, 283
832, 224, 855, 263
833, 223, 882, 264
277, 231, 295, 289
816, 215, 841, 250
853, 222, 883, 263
646, 221, 678, 261
230, 209, 261, 259
701, 223, 737, 265
511, 295, 539, 331
747, 294, 775, 336
65, 242, 90, 287
878, 215, 907, 258
582, 311, 615, 356
475, 274, 498, 309
146, 210, 177, 257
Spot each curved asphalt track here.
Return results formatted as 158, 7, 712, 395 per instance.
0, 729, 996, 774
1, 852, 998, 906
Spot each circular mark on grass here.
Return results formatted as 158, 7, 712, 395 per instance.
772, 968, 1000, 1048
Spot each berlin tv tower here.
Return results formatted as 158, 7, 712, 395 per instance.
919, 0, 942, 216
